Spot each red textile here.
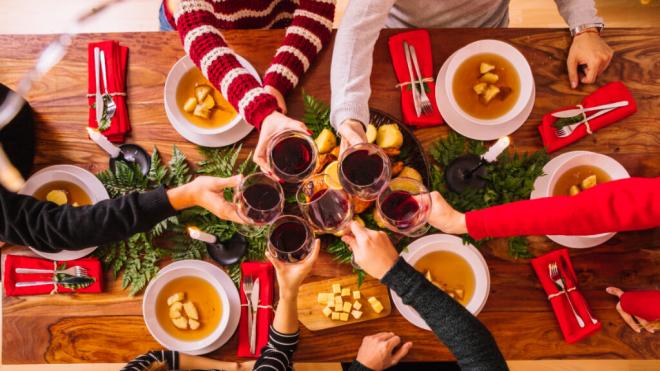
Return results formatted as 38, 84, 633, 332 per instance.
538, 81, 636, 153
531, 248, 601, 343
466, 177, 660, 240
3, 255, 103, 296
620, 291, 660, 321
173, 0, 335, 129
237, 261, 274, 358
87, 40, 130, 143
387, 30, 443, 128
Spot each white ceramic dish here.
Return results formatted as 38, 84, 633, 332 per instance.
164, 55, 255, 147
391, 234, 490, 331
435, 50, 535, 140
19, 165, 109, 261
143, 261, 231, 354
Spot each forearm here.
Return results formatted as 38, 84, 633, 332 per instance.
121, 350, 178, 371
382, 258, 508, 371
179, 354, 238, 370
273, 288, 299, 334
554, 0, 603, 29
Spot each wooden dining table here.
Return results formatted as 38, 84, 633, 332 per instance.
1, 28, 659, 365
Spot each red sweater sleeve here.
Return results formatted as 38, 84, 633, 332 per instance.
174, 0, 279, 130
466, 177, 660, 240
620, 291, 660, 321
262, 0, 335, 96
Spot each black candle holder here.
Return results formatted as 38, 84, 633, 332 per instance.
109, 143, 151, 176
444, 154, 488, 194
206, 233, 248, 266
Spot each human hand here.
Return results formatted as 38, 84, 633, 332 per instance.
167, 175, 243, 223
237, 360, 256, 371
341, 221, 399, 280
266, 239, 320, 299
338, 119, 367, 156
265, 85, 287, 114
427, 191, 467, 235
606, 287, 655, 334
567, 31, 613, 88
356, 332, 413, 371
254, 111, 309, 174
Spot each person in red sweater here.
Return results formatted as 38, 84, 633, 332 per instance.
161, 0, 336, 173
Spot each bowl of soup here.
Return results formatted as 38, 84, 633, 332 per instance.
143, 264, 230, 353
446, 40, 533, 125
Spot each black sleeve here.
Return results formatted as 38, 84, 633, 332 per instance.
347, 360, 373, 371
121, 350, 178, 371
380, 258, 508, 371
254, 326, 299, 371
0, 186, 177, 253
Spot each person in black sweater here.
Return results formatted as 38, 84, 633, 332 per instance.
0, 175, 243, 252
341, 221, 509, 371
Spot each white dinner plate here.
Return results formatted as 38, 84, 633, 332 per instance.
164, 55, 256, 147
390, 234, 490, 331
158, 260, 241, 355
19, 165, 109, 261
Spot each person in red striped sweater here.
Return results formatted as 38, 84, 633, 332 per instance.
161, 0, 336, 172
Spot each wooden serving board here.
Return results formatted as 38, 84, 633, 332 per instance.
297, 274, 391, 331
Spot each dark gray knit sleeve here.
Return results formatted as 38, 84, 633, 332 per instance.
254, 326, 299, 371
381, 258, 508, 371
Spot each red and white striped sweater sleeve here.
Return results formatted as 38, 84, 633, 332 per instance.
174, 1, 279, 130
262, 0, 336, 97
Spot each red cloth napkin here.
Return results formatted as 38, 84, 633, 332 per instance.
237, 262, 274, 358
388, 30, 443, 128
3, 255, 103, 296
87, 40, 130, 143
531, 248, 601, 343
538, 81, 636, 153
621, 291, 660, 321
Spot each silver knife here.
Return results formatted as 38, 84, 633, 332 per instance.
551, 100, 628, 119
94, 47, 104, 125
403, 41, 421, 117
250, 278, 260, 354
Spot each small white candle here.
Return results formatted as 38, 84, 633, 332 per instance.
482, 136, 510, 163
86, 127, 121, 158
188, 227, 217, 244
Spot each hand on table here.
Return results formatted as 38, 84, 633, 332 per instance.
264, 85, 287, 114
427, 191, 467, 235
166, 175, 243, 223
356, 332, 413, 371
254, 111, 309, 174
567, 31, 613, 88
266, 239, 320, 298
338, 119, 367, 156
341, 221, 399, 280
606, 287, 655, 334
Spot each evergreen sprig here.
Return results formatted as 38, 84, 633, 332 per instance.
302, 90, 333, 136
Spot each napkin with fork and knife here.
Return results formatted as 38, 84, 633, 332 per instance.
238, 261, 274, 357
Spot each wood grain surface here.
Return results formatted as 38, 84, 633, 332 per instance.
1, 29, 659, 364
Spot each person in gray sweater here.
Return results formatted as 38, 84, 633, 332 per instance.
331, 0, 613, 151
341, 221, 508, 371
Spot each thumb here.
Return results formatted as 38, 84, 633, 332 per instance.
390, 342, 413, 365
252, 145, 270, 174
567, 53, 579, 89
349, 220, 369, 243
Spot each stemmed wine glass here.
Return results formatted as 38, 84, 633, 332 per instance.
234, 172, 284, 237
297, 174, 353, 234
338, 143, 391, 201
267, 215, 314, 263
267, 130, 318, 183
376, 176, 431, 237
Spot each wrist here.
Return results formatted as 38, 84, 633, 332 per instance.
166, 183, 196, 211
449, 211, 467, 234
279, 286, 299, 301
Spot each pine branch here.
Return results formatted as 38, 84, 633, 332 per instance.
302, 90, 333, 136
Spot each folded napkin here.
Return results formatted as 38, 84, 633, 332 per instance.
87, 40, 130, 143
531, 248, 601, 343
388, 30, 443, 128
539, 81, 636, 153
237, 262, 274, 358
3, 255, 103, 296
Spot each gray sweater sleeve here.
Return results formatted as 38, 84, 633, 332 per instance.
554, 0, 603, 29
380, 258, 508, 371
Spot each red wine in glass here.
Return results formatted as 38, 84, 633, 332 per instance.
308, 189, 351, 231
242, 183, 282, 223
380, 190, 419, 229
269, 131, 318, 183
377, 177, 431, 237
339, 143, 391, 200
268, 215, 313, 262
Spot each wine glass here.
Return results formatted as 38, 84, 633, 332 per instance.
234, 172, 284, 237
267, 215, 314, 263
376, 176, 431, 237
297, 174, 353, 234
267, 130, 318, 183
338, 143, 391, 200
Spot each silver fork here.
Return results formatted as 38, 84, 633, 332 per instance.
242, 275, 254, 345
403, 41, 421, 117
16, 265, 88, 277
100, 50, 117, 125
549, 262, 585, 328
409, 45, 433, 116
554, 107, 615, 138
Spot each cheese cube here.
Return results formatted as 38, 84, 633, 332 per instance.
317, 293, 329, 305
331, 312, 340, 321
334, 302, 343, 312
351, 310, 363, 320
341, 288, 351, 297
353, 301, 362, 310
372, 302, 384, 314
322, 307, 333, 317
368, 297, 378, 305
343, 302, 352, 313
352, 291, 361, 300
327, 296, 335, 308
335, 296, 343, 306
332, 284, 342, 294
339, 312, 349, 322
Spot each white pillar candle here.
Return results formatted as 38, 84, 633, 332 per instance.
86, 127, 121, 158
482, 136, 510, 163
188, 227, 217, 244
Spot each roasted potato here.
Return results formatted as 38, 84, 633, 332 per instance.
315, 128, 337, 154
391, 161, 405, 177
376, 124, 404, 149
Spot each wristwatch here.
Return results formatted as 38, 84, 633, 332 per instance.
570, 23, 604, 37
